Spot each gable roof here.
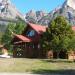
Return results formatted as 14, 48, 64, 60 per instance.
28, 23, 47, 34
13, 23, 75, 43
13, 23, 47, 43
15, 34, 31, 42
28, 23, 75, 33
14, 34, 40, 43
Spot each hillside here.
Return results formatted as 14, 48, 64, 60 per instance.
0, 0, 25, 33
0, 0, 24, 25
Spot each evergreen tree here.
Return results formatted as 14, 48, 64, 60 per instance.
14, 17, 26, 34
41, 16, 74, 58
1, 23, 16, 49
1, 19, 26, 50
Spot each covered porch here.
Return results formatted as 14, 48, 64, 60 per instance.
12, 34, 45, 58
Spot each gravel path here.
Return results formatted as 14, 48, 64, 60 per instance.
0, 73, 74, 75
0, 73, 69, 75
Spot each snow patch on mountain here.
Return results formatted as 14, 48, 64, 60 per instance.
67, 0, 75, 10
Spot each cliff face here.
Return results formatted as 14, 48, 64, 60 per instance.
67, 0, 75, 10
38, 0, 75, 25
25, 10, 47, 24
0, 0, 24, 25
25, 0, 75, 26
0, 0, 24, 32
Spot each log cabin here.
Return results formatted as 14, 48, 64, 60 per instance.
12, 23, 75, 59
12, 23, 47, 58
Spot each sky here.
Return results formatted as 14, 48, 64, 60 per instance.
11, 0, 65, 14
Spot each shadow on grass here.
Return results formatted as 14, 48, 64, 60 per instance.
40, 59, 74, 63
32, 69, 75, 75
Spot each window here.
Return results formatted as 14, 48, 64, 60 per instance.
27, 30, 35, 37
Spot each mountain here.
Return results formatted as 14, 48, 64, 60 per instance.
0, 0, 25, 32
39, 0, 75, 25
0, 0, 24, 25
25, 10, 47, 24
25, 0, 75, 26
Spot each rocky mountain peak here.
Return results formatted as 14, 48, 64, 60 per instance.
25, 0, 75, 26
37, 0, 75, 25
0, 0, 24, 21
25, 10, 47, 23
66, 0, 75, 10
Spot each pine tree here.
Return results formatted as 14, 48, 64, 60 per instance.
41, 16, 74, 58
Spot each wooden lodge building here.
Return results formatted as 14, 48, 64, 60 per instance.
12, 23, 75, 59
12, 23, 47, 58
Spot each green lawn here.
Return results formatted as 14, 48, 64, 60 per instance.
0, 58, 75, 74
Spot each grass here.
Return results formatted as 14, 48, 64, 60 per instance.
0, 58, 75, 74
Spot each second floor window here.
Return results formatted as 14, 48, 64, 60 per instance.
27, 30, 35, 37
